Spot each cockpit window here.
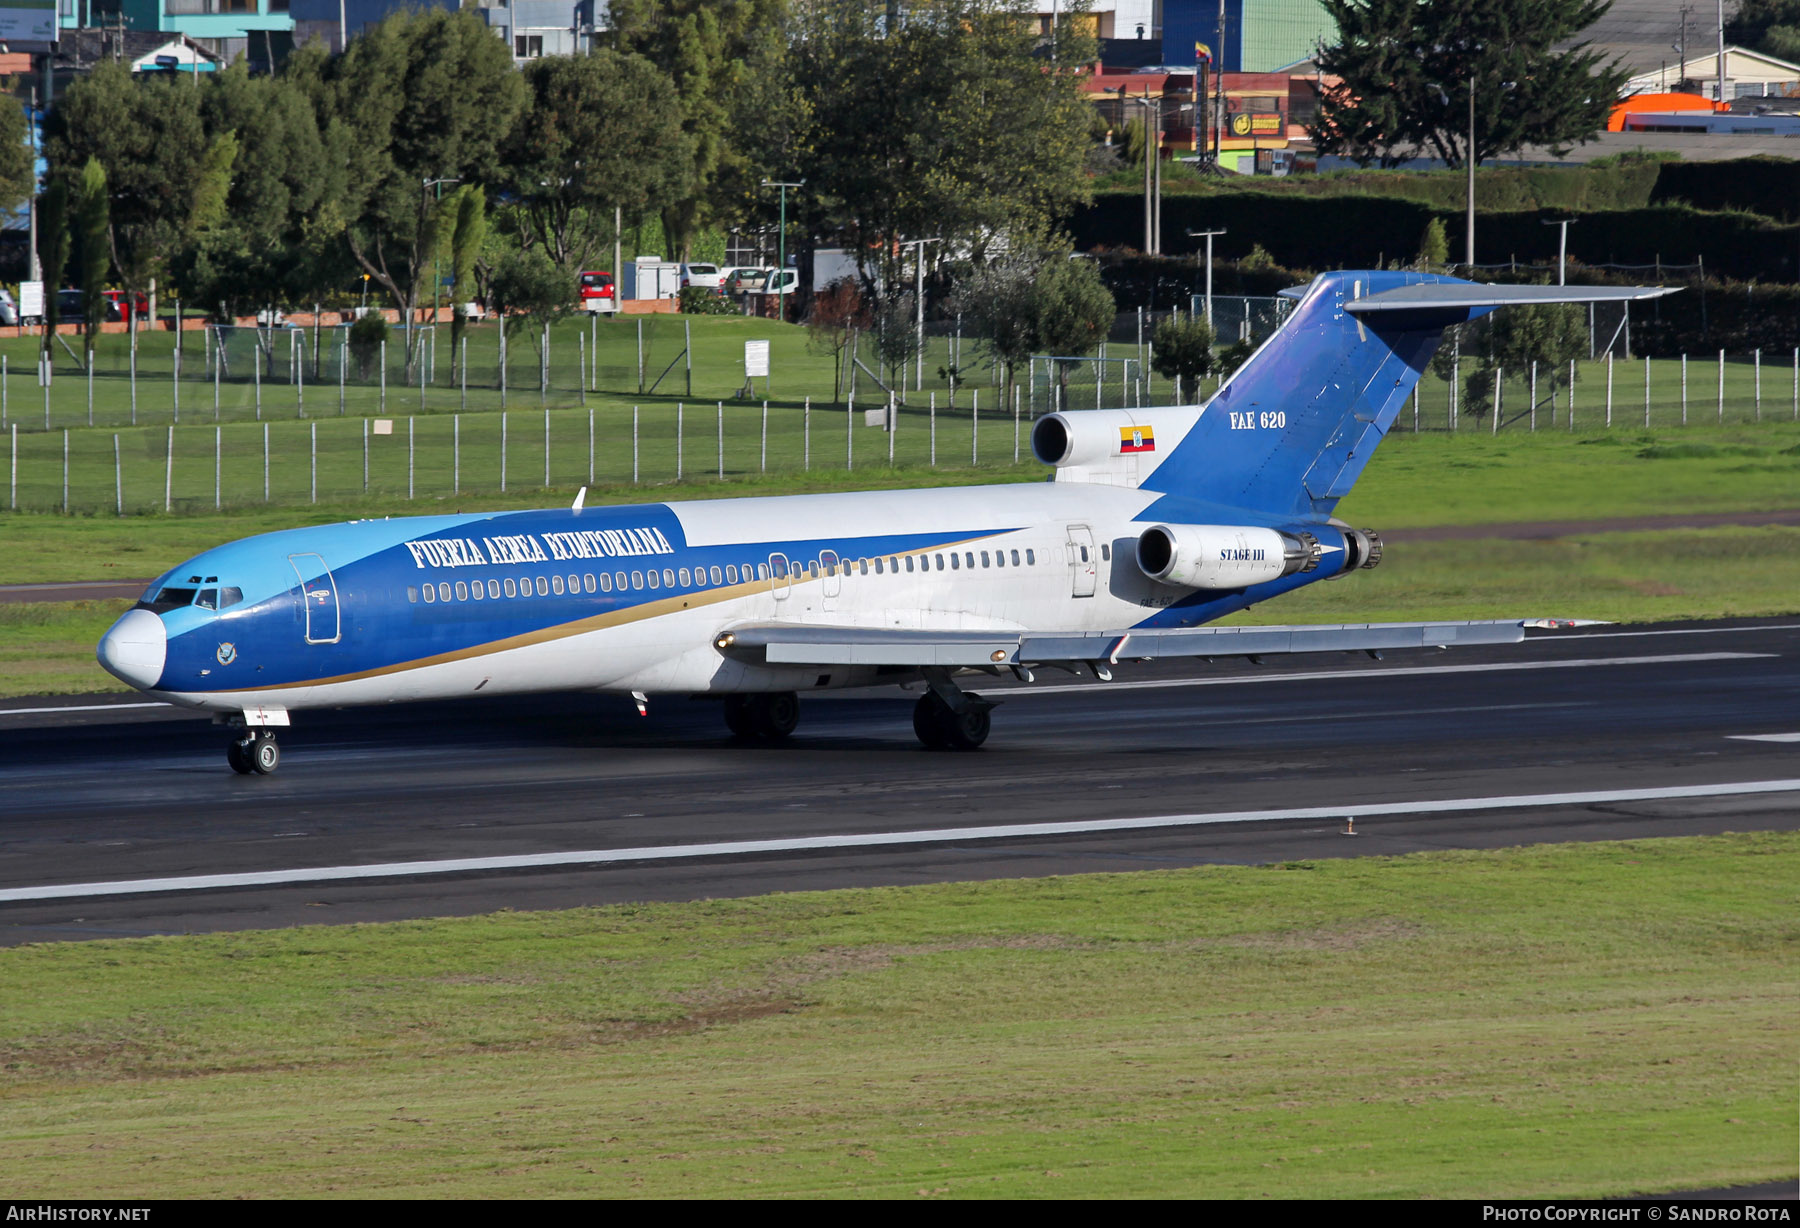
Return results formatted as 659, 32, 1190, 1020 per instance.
195, 589, 218, 610
137, 586, 197, 613
220, 587, 243, 609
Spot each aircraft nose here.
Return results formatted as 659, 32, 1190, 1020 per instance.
97, 608, 167, 690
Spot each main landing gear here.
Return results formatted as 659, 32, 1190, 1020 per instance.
912, 687, 992, 751
226, 730, 280, 775
724, 692, 800, 741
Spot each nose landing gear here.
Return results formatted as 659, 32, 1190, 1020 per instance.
227, 730, 281, 775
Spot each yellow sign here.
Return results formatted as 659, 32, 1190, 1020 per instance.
1230, 113, 1252, 136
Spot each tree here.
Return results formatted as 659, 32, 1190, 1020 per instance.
953, 249, 1116, 402
1726, 1, 1800, 62
787, 0, 1096, 309
487, 246, 573, 379
0, 96, 34, 221
609, 0, 789, 258
1151, 312, 1216, 401
45, 63, 206, 316
443, 185, 487, 375
75, 159, 110, 357
37, 181, 69, 359
1457, 300, 1585, 417
501, 50, 691, 272
329, 10, 524, 376
1312, 0, 1631, 168
806, 278, 869, 402
1417, 216, 1449, 269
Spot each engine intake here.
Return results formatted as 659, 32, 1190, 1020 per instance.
1136, 524, 1318, 590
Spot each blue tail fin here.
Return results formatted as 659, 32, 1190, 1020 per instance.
1140, 270, 1468, 521
1138, 272, 1675, 522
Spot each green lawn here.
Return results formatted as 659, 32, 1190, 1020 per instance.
1, 833, 1792, 1198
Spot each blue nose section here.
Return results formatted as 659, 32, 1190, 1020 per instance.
97, 608, 167, 690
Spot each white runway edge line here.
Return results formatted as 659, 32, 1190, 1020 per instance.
0, 702, 172, 718
3, 779, 1798, 904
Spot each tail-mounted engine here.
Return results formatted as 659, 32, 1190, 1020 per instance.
1336, 527, 1384, 575
1135, 524, 1321, 590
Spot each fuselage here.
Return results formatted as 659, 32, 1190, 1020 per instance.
98, 477, 1356, 715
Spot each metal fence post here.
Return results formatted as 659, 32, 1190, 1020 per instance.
454, 413, 461, 494
263, 422, 269, 502
929, 392, 936, 466
1492, 368, 1502, 435
460, 336, 467, 412
165, 425, 173, 512
544, 408, 550, 488
676, 402, 684, 480
1643, 355, 1650, 427
501, 410, 508, 492
410, 416, 415, 499
1717, 349, 1724, 422
1755, 348, 1761, 419
845, 398, 853, 471
1605, 354, 1614, 427
61, 429, 68, 514
803, 397, 810, 471
717, 401, 724, 480
214, 425, 220, 510
588, 407, 594, 485
1568, 360, 1575, 431
310, 421, 317, 504
972, 389, 980, 463
1013, 384, 1021, 462
1530, 362, 1537, 431
255, 344, 262, 418
1681, 353, 1688, 424
130, 347, 138, 424
114, 433, 122, 516
888, 392, 896, 466
362, 417, 369, 493
632, 406, 639, 483
761, 400, 768, 472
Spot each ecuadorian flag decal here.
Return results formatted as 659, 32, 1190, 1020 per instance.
1119, 425, 1155, 454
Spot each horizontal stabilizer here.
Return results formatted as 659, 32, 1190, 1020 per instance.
1345, 283, 1677, 315
719, 619, 1550, 670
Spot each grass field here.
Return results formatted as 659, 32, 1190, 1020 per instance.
2, 311, 1797, 515
0, 833, 1791, 1198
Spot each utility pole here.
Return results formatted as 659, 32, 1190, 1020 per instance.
899, 237, 942, 392
1716, 0, 1727, 102
1188, 229, 1226, 326
1466, 71, 1477, 267
1540, 217, 1577, 285
1214, 0, 1228, 163
761, 179, 804, 323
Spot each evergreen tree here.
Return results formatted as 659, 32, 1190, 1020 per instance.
36, 181, 70, 359
1313, 0, 1630, 168
1417, 217, 1449, 269
75, 158, 110, 356
1151, 312, 1217, 402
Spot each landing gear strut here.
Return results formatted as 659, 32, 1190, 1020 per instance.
724, 692, 800, 741
227, 730, 280, 775
912, 689, 992, 751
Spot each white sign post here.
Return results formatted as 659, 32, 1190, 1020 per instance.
744, 339, 770, 397
18, 281, 43, 324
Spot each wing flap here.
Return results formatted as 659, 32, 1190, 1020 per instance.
719, 620, 1531, 669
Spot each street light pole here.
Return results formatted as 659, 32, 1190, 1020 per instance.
1466, 72, 1476, 268
1540, 217, 1578, 285
1187, 229, 1226, 327
762, 179, 804, 323
898, 237, 943, 392
423, 177, 460, 333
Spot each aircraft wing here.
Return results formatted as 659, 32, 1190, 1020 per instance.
1344, 283, 1677, 314
715, 619, 1573, 670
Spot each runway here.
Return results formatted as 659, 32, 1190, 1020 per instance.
2, 617, 1797, 944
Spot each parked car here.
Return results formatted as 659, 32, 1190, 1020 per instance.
717, 265, 761, 294
739, 268, 799, 296
103, 289, 150, 321
57, 288, 120, 323
0, 288, 17, 326
679, 262, 723, 292
578, 270, 616, 312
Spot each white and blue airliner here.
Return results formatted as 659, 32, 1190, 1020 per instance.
96, 272, 1669, 773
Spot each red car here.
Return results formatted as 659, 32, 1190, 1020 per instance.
102, 289, 151, 321
578, 270, 615, 312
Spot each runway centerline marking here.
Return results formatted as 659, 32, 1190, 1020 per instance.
2, 778, 1796, 904
992, 652, 1773, 698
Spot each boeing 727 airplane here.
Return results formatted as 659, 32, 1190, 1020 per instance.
96, 271, 1671, 773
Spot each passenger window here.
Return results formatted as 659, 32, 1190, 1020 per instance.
455, 581, 468, 601
1101, 543, 1112, 561
423, 585, 436, 603
1026, 549, 1036, 565
859, 559, 869, 575
758, 563, 770, 580
632, 571, 644, 589
905, 557, 914, 573
679, 568, 691, 587
966, 552, 975, 569
1079, 546, 1089, 563
488, 579, 501, 598
407, 586, 419, 603
568, 574, 579, 592
195, 589, 218, 610
471, 581, 484, 601
935, 554, 945, 570
725, 564, 738, 584
1011, 550, 1020, 566
504, 578, 517, 597
950, 553, 959, 570
615, 572, 627, 591
584, 574, 596, 593
646, 570, 659, 589
220, 586, 243, 608
599, 572, 613, 592
534, 576, 548, 596
874, 558, 884, 575
551, 575, 564, 595
710, 565, 722, 585
439, 583, 451, 602
981, 552, 990, 568
662, 568, 674, 587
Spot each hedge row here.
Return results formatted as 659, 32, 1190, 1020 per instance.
1650, 156, 1800, 223
1093, 253, 1800, 354
1072, 192, 1800, 283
